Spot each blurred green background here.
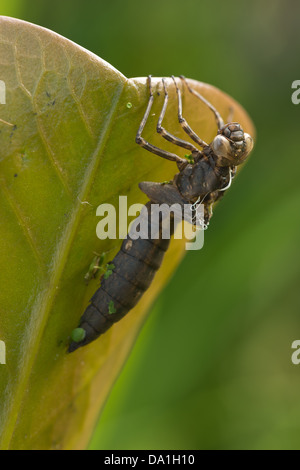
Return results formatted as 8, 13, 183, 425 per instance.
1, 0, 300, 450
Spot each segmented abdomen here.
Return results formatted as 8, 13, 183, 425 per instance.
69, 202, 172, 352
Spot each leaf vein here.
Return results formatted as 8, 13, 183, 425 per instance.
0, 178, 46, 274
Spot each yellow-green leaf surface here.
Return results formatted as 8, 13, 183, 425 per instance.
0, 16, 255, 449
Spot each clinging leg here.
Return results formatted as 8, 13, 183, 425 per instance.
135, 76, 186, 165
156, 78, 200, 153
179, 75, 224, 129
226, 106, 234, 124
171, 76, 209, 148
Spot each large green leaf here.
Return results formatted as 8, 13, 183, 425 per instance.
0, 16, 255, 449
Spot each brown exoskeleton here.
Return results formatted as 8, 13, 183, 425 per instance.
69, 76, 253, 352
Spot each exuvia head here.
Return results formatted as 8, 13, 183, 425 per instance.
210, 122, 253, 167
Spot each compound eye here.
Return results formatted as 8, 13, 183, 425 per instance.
244, 133, 254, 154
211, 134, 231, 158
